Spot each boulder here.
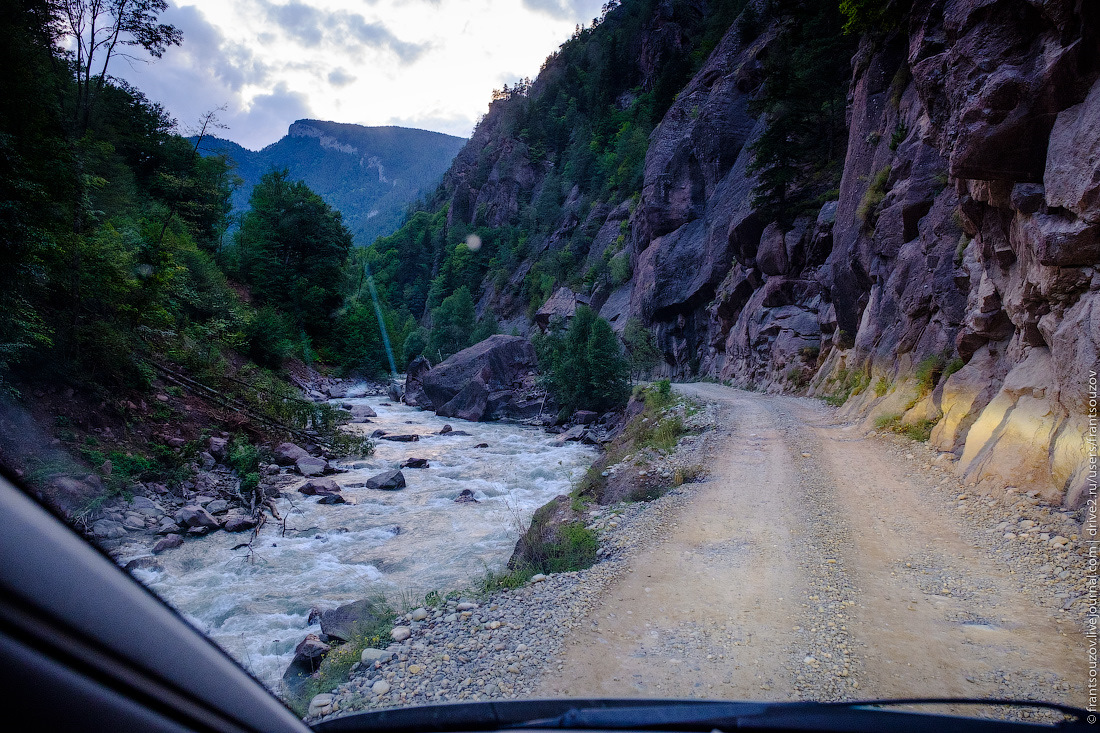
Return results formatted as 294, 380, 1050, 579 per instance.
295, 456, 327, 477
572, 410, 598, 425
403, 356, 433, 408
386, 382, 404, 402
124, 557, 161, 573
298, 478, 341, 496
152, 534, 183, 553
319, 599, 382, 643
436, 374, 489, 421
292, 634, 331, 674
454, 489, 479, 504
274, 442, 311, 466
173, 505, 220, 531
92, 519, 127, 539
420, 335, 538, 420
360, 648, 393, 666
205, 499, 229, 515
507, 495, 585, 570
438, 424, 453, 434
365, 470, 405, 491
223, 515, 258, 533
317, 493, 346, 505
207, 437, 228, 462
380, 434, 420, 442
400, 458, 429, 469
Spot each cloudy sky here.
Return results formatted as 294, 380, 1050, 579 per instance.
115, 0, 606, 150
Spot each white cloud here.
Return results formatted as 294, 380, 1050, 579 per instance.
109, 0, 605, 149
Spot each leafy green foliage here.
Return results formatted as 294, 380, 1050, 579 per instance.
622, 318, 661, 380
857, 166, 892, 231
534, 307, 630, 413
230, 170, 352, 344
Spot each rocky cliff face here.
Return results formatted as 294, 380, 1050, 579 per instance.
387, 0, 1099, 508
618, 0, 1099, 507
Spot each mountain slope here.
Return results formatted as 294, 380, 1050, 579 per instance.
198, 121, 466, 245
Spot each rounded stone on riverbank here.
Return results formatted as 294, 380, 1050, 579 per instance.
391, 626, 411, 642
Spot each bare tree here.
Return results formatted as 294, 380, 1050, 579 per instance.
55, 0, 182, 131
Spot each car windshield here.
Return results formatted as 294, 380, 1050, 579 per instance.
0, 0, 1093, 728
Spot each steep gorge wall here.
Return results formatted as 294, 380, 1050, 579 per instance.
619, 0, 1099, 507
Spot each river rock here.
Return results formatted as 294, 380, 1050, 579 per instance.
291, 634, 330, 674
391, 626, 411, 642
320, 599, 382, 643
274, 442, 311, 466
371, 680, 391, 696
92, 519, 127, 539
307, 693, 334, 718
572, 410, 598, 424
152, 534, 183, 553
317, 493, 346, 505
400, 457, 429, 468
380, 434, 420, 442
403, 356, 433, 407
438, 424, 453, 434
295, 456, 327, 477
454, 489, 479, 504
360, 648, 393, 666
298, 478, 341, 496
223, 515, 258, 533
124, 557, 161, 573
173, 505, 220, 531
365, 470, 405, 491
205, 499, 229, 515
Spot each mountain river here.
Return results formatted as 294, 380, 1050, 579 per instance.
128, 396, 596, 691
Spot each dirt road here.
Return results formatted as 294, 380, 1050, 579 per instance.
540, 383, 1082, 710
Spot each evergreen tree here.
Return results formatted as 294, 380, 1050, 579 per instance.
426, 286, 476, 360
233, 170, 352, 345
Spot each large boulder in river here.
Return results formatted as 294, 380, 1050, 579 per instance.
403, 355, 433, 408
319, 599, 382, 643
420, 335, 541, 421
365, 470, 405, 491
298, 478, 341, 496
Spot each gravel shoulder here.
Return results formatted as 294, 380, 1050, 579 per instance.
308, 384, 1087, 722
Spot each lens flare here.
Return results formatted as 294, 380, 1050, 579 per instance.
466, 234, 482, 251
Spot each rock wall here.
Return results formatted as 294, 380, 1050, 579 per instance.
609, 0, 1099, 507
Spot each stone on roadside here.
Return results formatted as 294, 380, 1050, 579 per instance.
360, 648, 393, 666
391, 626, 411, 642
371, 680, 391, 696
410, 607, 428, 621
307, 694, 334, 717
530, 573, 547, 583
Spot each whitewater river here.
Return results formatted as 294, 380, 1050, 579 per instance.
133, 397, 595, 691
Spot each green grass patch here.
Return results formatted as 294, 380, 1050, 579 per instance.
873, 376, 890, 397
875, 412, 940, 442
914, 354, 946, 397
857, 165, 892, 232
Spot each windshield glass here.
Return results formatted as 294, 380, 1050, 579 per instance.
0, 0, 1093, 728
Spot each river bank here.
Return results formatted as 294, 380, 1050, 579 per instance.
302, 395, 719, 720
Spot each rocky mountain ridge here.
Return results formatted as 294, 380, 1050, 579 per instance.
197, 121, 466, 245
381, 0, 1099, 508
